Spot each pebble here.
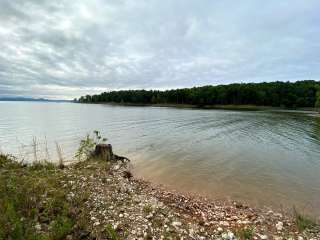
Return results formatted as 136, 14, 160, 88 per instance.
260, 235, 268, 240
221, 231, 235, 240
93, 221, 100, 226
276, 221, 283, 231
219, 221, 230, 227
35, 223, 41, 231
172, 221, 182, 227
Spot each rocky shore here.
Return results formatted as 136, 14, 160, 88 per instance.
1, 154, 319, 239
62, 159, 319, 239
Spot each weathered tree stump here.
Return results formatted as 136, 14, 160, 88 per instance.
94, 144, 113, 161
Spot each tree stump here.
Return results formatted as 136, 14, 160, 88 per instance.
94, 144, 113, 161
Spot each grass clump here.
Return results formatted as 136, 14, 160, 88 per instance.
105, 224, 121, 240
294, 208, 316, 232
235, 226, 255, 240
0, 154, 23, 169
0, 155, 75, 240
143, 204, 153, 215
50, 216, 74, 240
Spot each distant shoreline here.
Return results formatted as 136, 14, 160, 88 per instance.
0, 98, 72, 103
80, 101, 319, 112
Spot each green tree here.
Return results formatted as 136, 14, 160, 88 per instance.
77, 80, 320, 109
315, 86, 320, 110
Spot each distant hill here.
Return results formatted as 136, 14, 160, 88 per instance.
0, 97, 72, 102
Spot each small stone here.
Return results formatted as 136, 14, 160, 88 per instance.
276, 221, 283, 231
172, 221, 182, 227
119, 213, 124, 218
146, 214, 153, 219
35, 223, 41, 231
93, 221, 100, 226
66, 235, 72, 240
260, 235, 268, 240
227, 231, 235, 239
221, 233, 228, 239
274, 236, 282, 240
219, 221, 230, 227
217, 227, 223, 232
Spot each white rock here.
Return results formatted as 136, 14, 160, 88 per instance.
273, 236, 282, 240
227, 231, 235, 239
217, 227, 223, 232
172, 221, 182, 227
221, 231, 235, 240
219, 221, 230, 227
146, 214, 153, 219
298, 237, 304, 240
119, 213, 124, 218
35, 223, 41, 231
221, 233, 228, 239
93, 221, 100, 226
276, 221, 283, 231
260, 235, 268, 240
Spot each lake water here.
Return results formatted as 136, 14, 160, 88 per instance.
1, 101, 320, 217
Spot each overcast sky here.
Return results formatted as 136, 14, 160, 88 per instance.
0, 0, 319, 99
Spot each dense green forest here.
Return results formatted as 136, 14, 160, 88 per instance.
77, 80, 320, 108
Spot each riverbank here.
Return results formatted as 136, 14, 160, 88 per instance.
82, 102, 319, 112
1, 154, 319, 240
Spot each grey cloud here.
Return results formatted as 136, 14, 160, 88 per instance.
0, 0, 319, 99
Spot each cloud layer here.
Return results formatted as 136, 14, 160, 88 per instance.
0, 0, 320, 99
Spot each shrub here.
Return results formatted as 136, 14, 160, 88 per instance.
75, 130, 107, 161
235, 226, 255, 240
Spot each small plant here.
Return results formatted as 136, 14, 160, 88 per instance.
55, 142, 64, 169
105, 224, 121, 240
75, 131, 107, 161
32, 137, 38, 162
143, 204, 153, 215
50, 216, 74, 240
235, 226, 255, 240
294, 208, 315, 232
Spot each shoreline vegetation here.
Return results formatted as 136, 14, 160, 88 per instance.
76, 81, 320, 113
1, 132, 319, 239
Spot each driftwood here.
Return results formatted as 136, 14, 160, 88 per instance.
94, 144, 130, 162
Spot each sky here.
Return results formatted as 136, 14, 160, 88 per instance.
0, 0, 319, 99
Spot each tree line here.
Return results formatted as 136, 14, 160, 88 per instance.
77, 80, 320, 109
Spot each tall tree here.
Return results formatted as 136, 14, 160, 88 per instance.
316, 86, 320, 111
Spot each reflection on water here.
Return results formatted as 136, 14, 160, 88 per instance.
1, 102, 320, 216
